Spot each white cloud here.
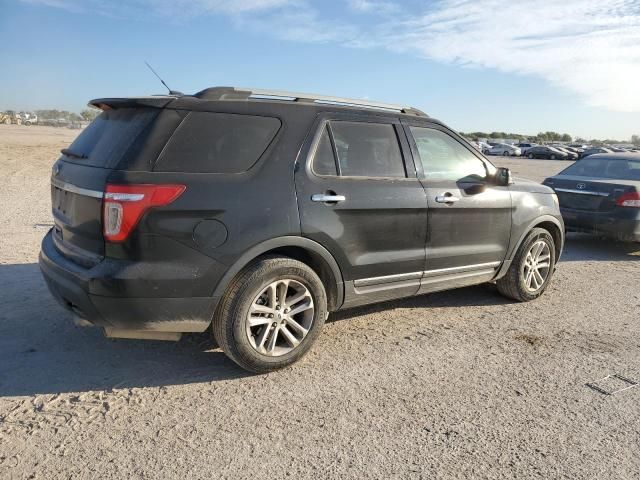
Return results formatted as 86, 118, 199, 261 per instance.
346, 0, 399, 14
21, 0, 640, 112
386, 0, 640, 112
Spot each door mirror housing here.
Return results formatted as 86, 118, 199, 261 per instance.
494, 167, 513, 186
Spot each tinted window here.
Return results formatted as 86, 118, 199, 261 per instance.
313, 126, 338, 176
64, 108, 159, 168
561, 157, 640, 180
329, 122, 405, 178
409, 127, 487, 181
156, 112, 281, 173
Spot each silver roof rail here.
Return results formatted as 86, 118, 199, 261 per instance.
193, 86, 427, 116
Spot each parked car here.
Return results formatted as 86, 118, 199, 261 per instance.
21, 112, 38, 126
488, 143, 521, 157
516, 143, 536, 155
477, 141, 492, 154
581, 147, 613, 158
553, 147, 578, 160
564, 146, 583, 155
543, 153, 640, 242
39, 86, 564, 372
525, 146, 569, 160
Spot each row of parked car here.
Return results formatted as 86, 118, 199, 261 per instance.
475, 141, 638, 160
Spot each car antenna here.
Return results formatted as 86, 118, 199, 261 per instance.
144, 61, 183, 96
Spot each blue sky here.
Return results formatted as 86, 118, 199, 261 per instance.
2, 0, 640, 140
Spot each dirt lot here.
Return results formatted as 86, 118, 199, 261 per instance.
1, 125, 639, 479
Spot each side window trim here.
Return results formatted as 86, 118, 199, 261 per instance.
326, 122, 342, 176
310, 116, 416, 180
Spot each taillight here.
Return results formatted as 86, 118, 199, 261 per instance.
616, 191, 640, 208
103, 184, 186, 242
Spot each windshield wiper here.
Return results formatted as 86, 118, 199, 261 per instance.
60, 148, 88, 159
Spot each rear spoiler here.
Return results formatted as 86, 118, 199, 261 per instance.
88, 95, 178, 110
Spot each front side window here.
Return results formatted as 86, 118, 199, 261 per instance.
312, 121, 406, 178
409, 127, 487, 181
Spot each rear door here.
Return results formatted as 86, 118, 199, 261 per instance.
50, 107, 179, 266
295, 115, 428, 307
403, 122, 512, 291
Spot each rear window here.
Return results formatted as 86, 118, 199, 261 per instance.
63, 108, 159, 168
561, 157, 640, 180
155, 112, 281, 173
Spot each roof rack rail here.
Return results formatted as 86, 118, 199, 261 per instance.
193, 86, 428, 117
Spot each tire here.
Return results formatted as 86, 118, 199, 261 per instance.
212, 255, 328, 373
3, 118, 10, 125
496, 228, 556, 302
503, 151, 510, 156
550, 154, 556, 160
528, 153, 534, 159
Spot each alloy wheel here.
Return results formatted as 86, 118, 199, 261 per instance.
245, 279, 314, 356
522, 240, 551, 292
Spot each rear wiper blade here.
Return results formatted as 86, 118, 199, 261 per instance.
61, 148, 88, 159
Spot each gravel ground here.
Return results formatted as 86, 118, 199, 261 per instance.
1, 125, 639, 479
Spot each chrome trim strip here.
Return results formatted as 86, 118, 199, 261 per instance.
555, 188, 609, 197
104, 192, 145, 202
422, 261, 501, 278
242, 87, 425, 115
354, 261, 502, 287
51, 178, 104, 199
354, 271, 423, 287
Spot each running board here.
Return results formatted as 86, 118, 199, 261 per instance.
104, 328, 182, 341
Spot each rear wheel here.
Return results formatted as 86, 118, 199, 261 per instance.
503, 150, 510, 156
528, 153, 534, 159
497, 228, 556, 302
213, 256, 327, 373
550, 154, 557, 160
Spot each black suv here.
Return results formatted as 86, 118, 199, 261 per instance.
40, 87, 564, 372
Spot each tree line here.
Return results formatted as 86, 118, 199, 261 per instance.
34, 109, 100, 122
462, 130, 640, 146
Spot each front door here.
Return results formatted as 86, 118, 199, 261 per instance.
403, 123, 512, 292
295, 116, 429, 307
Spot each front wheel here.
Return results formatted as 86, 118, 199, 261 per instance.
503, 151, 510, 156
528, 153, 534, 159
497, 228, 556, 302
213, 256, 328, 373
550, 154, 557, 160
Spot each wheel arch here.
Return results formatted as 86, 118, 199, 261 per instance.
211, 236, 344, 314
496, 215, 564, 279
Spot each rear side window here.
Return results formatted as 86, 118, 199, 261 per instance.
313, 126, 338, 176
313, 121, 405, 178
155, 112, 281, 173
63, 108, 159, 168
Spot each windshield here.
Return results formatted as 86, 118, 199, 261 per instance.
560, 157, 640, 180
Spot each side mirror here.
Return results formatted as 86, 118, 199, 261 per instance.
495, 167, 513, 186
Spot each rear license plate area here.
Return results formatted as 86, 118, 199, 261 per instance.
560, 193, 602, 210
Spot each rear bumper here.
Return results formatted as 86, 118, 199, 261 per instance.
561, 207, 640, 242
39, 230, 216, 332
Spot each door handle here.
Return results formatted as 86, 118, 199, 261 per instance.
311, 194, 346, 203
435, 193, 460, 204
